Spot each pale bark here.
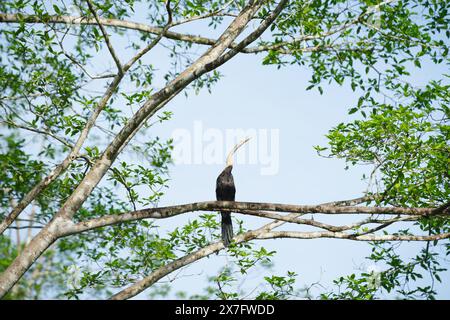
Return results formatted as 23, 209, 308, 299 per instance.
0, 0, 445, 300
107, 200, 446, 300
110, 214, 294, 300
259, 231, 450, 241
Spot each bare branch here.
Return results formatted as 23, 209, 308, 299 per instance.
56, 36, 115, 79
0, 0, 402, 57
122, 0, 173, 70
238, 210, 419, 233
0, 3, 174, 236
1, 119, 73, 148
0, 13, 243, 50
8, 226, 43, 230
108, 199, 446, 300
212, 0, 289, 66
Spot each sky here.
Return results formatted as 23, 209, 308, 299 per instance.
3, 1, 449, 299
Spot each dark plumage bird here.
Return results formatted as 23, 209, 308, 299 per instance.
215, 137, 250, 247
216, 165, 236, 247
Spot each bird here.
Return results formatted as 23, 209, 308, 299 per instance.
216, 165, 235, 247
216, 137, 251, 247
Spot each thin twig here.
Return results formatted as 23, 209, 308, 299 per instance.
85, 0, 123, 74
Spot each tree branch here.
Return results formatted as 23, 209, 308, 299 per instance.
61, 200, 443, 237
259, 231, 450, 242
1, 119, 73, 148
211, 0, 289, 67
110, 211, 289, 300
0, 13, 248, 50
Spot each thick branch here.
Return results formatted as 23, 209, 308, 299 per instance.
85, 0, 123, 74
0, 11, 352, 55
321, 194, 377, 206
0, 218, 62, 296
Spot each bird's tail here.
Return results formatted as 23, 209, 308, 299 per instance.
221, 212, 233, 247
